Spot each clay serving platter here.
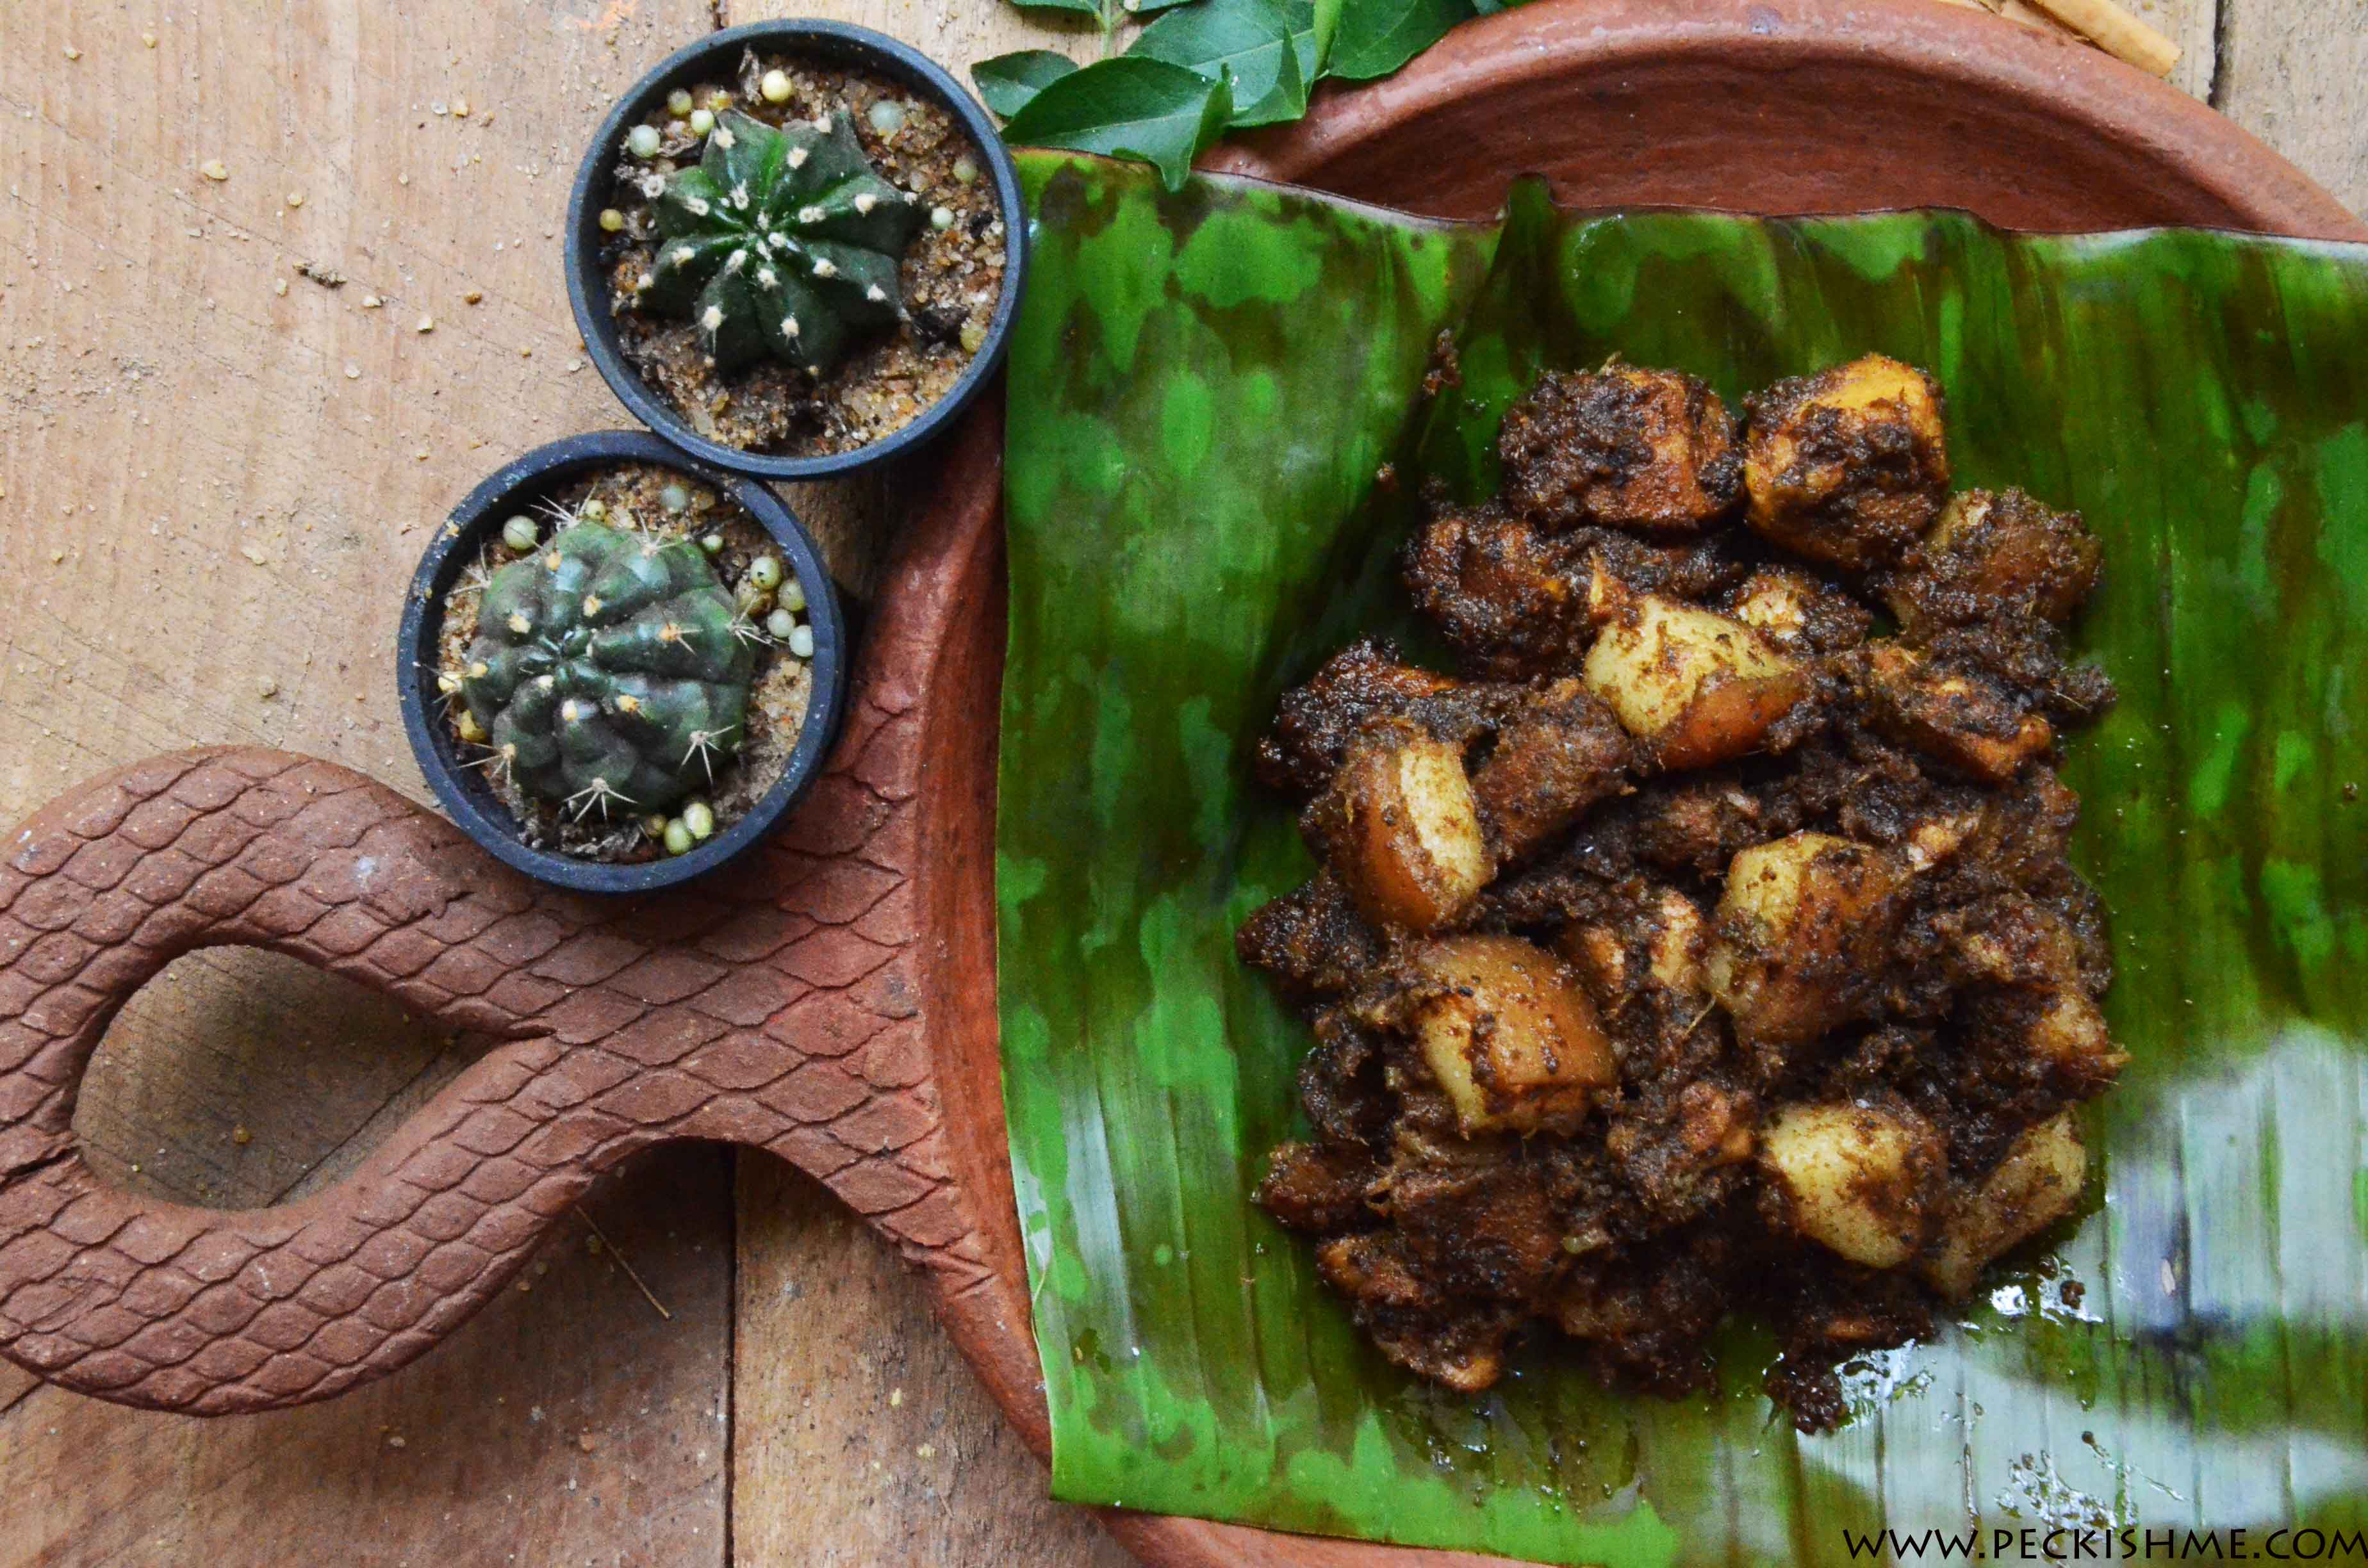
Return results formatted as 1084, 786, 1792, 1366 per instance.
0, 3, 2359, 1566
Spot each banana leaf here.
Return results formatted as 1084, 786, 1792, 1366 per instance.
999, 154, 2368, 1565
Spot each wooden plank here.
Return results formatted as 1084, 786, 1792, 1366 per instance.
734, 1157, 1139, 1568
2213, 0, 2368, 218
72, 949, 478, 1209
0, 0, 735, 1563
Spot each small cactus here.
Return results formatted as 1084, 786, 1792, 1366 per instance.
458, 514, 754, 817
634, 108, 922, 375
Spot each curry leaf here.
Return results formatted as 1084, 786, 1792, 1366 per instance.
1001, 0, 1190, 25
999, 58, 1234, 190
983, 0, 1467, 182
1130, 0, 1313, 129
972, 49, 1081, 119
1004, 0, 1121, 25
1326, 0, 1472, 81
1262, 27, 1312, 129
1308, 0, 1344, 73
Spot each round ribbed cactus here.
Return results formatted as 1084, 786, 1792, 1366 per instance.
458, 516, 755, 818
633, 107, 923, 375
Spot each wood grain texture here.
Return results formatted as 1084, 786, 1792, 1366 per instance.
76, 950, 484, 1211
2213, 0, 2368, 216
734, 1157, 1136, 1568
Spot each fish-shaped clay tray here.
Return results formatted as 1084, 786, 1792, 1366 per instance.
1, 3, 2360, 1565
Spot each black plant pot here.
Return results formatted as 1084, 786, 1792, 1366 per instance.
397, 430, 849, 894
564, 18, 1027, 480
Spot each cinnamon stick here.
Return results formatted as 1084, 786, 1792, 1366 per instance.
2021, 0, 2182, 76
1997, 0, 2087, 40
1940, 0, 2129, 52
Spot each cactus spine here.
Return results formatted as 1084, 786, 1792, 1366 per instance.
459, 515, 754, 816
634, 108, 922, 375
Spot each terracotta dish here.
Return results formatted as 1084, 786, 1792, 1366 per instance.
0, 3, 2357, 1566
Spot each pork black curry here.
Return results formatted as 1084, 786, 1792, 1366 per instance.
1239, 355, 2123, 1430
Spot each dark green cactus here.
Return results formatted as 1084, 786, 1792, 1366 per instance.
459, 517, 753, 817
633, 108, 923, 375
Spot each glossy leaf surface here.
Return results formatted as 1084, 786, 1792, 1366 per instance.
988, 0, 1470, 179
973, 49, 1083, 120
1129, 0, 1320, 127
1327, 0, 1472, 79
999, 58, 1236, 191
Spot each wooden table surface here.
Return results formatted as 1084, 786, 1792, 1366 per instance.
0, 2, 2359, 1564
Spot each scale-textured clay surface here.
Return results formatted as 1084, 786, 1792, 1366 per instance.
0, 713, 973, 1412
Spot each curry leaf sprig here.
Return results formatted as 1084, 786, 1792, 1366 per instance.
978, 0, 1506, 190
